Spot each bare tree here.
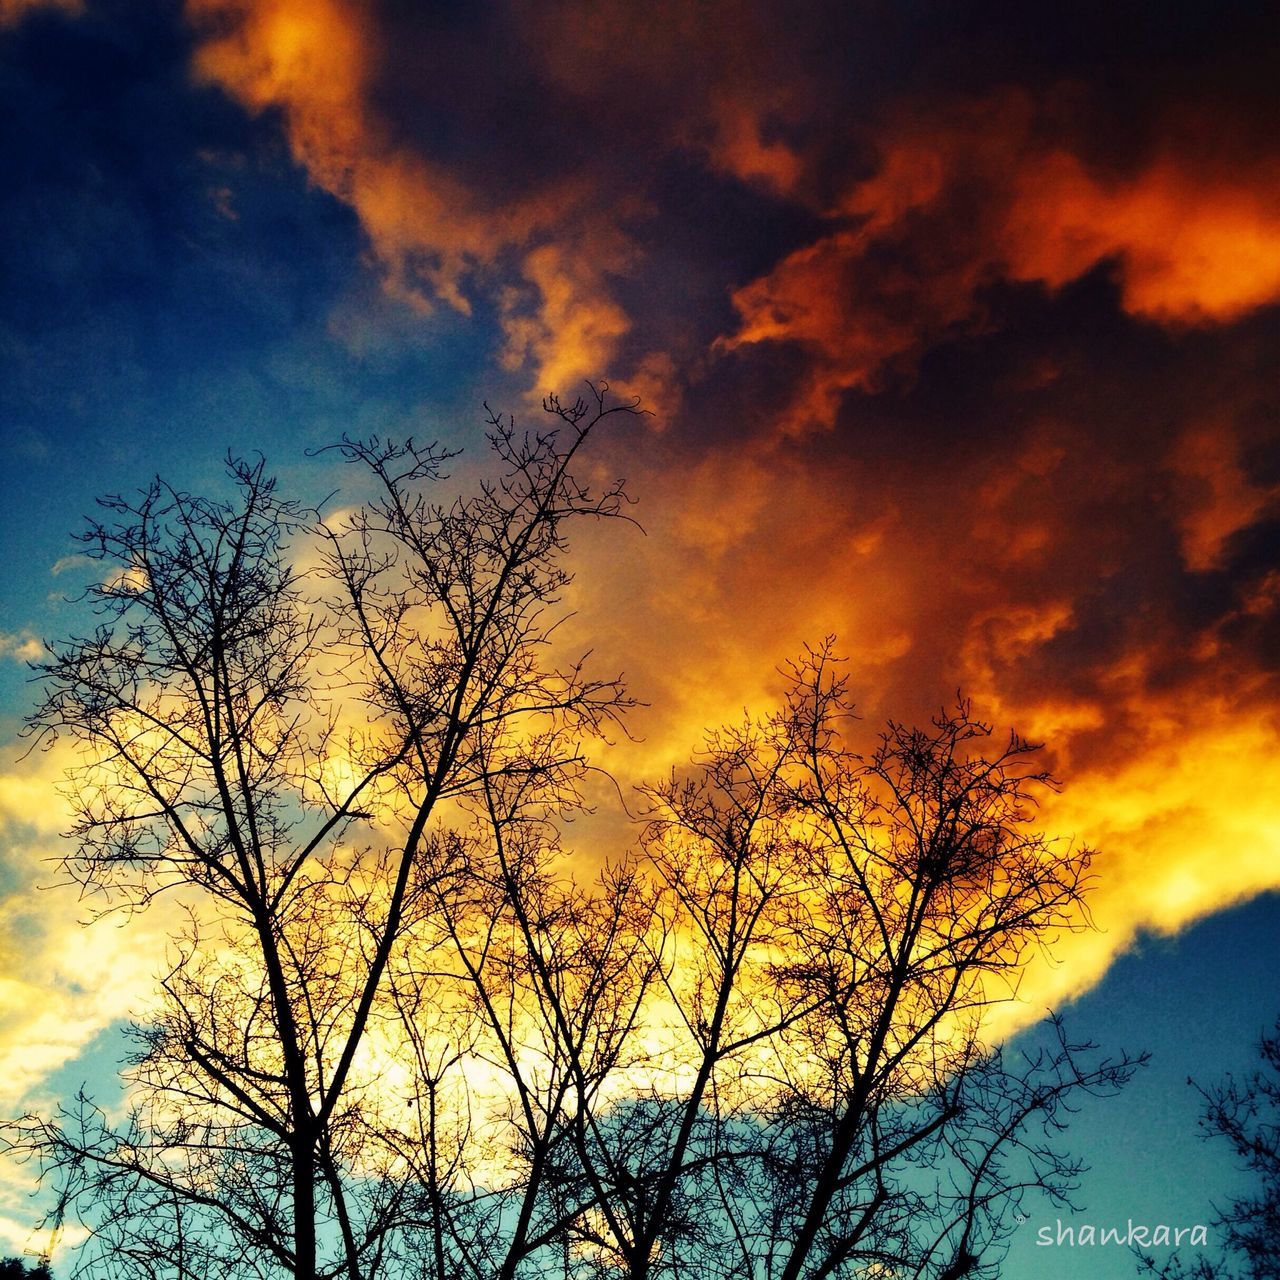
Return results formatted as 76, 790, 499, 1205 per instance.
2, 396, 1142, 1280
368, 763, 661, 1280
1139, 1018, 1280, 1280
565, 645, 1144, 1280
3, 388, 642, 1280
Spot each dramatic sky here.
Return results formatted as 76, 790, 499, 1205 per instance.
1, 1, 1279, 1274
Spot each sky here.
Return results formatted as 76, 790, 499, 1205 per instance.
0, 0, 1278, 1274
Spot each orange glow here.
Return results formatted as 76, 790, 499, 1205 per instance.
705, 92, 804, 193
501, 239, 634, 396
1004, 151, 1280, 323
1168, 423, 1279, 572
722, 221, 986, 433
1, 2, 1277, 1111
1005, 698, 1280, 1020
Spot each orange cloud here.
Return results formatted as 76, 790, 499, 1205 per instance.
183, 0, 829, 399
560, 356, 1280, 1041
703, 90, 804, 194
186, 0, 625, 391
518, 0, 808, 195
721, 219, 985, 433
500, 236, 634, 396
5, 3, 1276, 1108
1004, 150, 1280, 324
189, 0, 494, 308
1167, 422, 1280, 572
723, 91, 1280, 435
997, 688, 1280, 1030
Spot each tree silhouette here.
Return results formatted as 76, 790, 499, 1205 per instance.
564, 646, 1141, 1280
1140, 1019, 1280, 1280
0, 1259, 53, 1280
3, 388, 640, 1280
1, 390, 1141, 1280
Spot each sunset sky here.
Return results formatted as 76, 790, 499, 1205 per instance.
1, 1, 1279, 1275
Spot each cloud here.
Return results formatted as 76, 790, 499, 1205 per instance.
182, 2, 1280, 442
0, 1206, 85, 1272
0, 744, 172, 1114
1, 0, 1277, 1114
722, 90, 1280, 435
184, 0, 646, 395
177, 0, 840, 401
568, 357, 1280, 1042
49, 554, 94, 577
989, 691, 1280, 1036
499, 236, 635, 395
1004, 149, 1280, 325
1168, 423, 1280, 572
0, 632, 41, 663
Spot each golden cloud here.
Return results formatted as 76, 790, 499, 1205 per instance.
2, 5, 1276, 1125
562, 397, 1280, 1045
1004, 150, 1280, 324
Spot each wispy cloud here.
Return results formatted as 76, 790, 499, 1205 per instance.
0, 632, 41, 664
